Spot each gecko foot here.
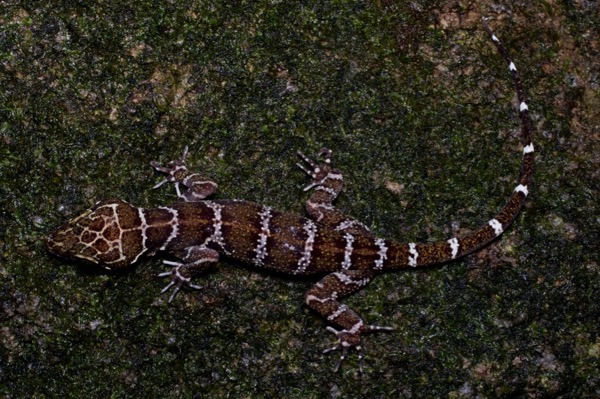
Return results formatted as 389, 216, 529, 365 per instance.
296, 148, 334, 192
158, 260, 202, 302
151, 146, 190, 197
323, 324, 394, 373
151, 146, 218, 201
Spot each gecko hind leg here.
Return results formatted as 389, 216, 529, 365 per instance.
151, 146, 218, 202
305, 269, 394, 372
297, 148, 372, 236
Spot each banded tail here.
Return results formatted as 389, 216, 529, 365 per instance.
385, 18, 534, 271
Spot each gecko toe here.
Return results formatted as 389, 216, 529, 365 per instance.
158, 262, 202, 302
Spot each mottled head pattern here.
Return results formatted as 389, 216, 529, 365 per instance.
47, 199, 146, 269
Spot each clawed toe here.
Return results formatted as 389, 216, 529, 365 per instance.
322, 326, 365, 373
322, 324, 394, 373
151, 146, 190, 193
297, 148, 332, 173
296, 148, 335, 191
158, 261, 202, 302
296, 151, 319, 178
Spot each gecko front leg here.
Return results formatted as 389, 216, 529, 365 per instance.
151, 146, 218, 202
159, 246, 220, 302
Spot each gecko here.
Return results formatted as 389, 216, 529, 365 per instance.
47, 19, 534, 372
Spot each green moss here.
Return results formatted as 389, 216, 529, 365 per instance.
1, 1, 598, 397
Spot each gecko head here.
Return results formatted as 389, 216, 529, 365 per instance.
47, 199, 144, 269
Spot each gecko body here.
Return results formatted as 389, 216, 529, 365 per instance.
47, 20, 533, 371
